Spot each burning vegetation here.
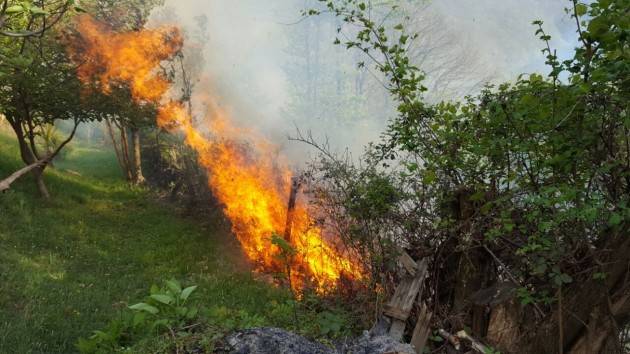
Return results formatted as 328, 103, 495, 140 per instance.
68, 15, 362, 292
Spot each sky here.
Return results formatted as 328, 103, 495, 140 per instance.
151, 0, 579, 158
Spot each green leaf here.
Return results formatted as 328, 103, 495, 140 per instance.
587, 16, 609, 36
608, 213, 621, 226
150, 294, 174, 305
7, 55, 33, 68
129, 302, 159, 314
150, 318, 170, 331
133, 312, 146, 326
165, 279, 182, 294
5, 5, 25, 14
29, 6, 47, 16
180, 285, 198, 301
186, 307, 199, 319
430, 335, 444, 342
575, 3, 587, 17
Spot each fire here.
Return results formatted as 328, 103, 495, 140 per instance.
69, 16, 362, 291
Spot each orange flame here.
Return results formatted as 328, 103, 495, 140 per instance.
69, 16, 362, 291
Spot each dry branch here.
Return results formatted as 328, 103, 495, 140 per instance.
437, 329, 461, 351
436, 328, 489, 353
455, 330, 489, 353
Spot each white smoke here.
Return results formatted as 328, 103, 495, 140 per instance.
150, 0, 578, 161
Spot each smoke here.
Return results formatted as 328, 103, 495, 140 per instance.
430, 0, 577, 79
149, 0, 578, 162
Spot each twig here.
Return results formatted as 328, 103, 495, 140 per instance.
181, 323, 201, 331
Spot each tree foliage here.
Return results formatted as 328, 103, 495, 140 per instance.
0, 1, 107, 196
307, 0, 629, 352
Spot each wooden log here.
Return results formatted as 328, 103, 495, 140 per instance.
410, 302, 433, 354
385, 258, 428, 341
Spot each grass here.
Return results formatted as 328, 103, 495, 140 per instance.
0, 132, 300, 353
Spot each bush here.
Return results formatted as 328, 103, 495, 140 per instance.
305, 0, 630, 352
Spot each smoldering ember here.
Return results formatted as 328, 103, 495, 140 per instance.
0, 1, 628, 353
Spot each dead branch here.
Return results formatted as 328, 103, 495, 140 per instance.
455, 330, 489, 353
438, 329, 461, 351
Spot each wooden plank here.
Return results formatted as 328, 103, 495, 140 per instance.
398, 250, 418, 276
385, 258, 428, 341
410, 302, 433, 354
383, 304, 411, 321
389, 258, 428, 313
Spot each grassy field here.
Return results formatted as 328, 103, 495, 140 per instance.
0, 133, 298, 353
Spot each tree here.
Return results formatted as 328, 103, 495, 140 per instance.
309, 0, 629, 352
141, 8, 215, 206
0, 8, 104, 197
71, 0, 165, 185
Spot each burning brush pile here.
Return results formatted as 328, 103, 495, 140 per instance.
67, 15, 363, 293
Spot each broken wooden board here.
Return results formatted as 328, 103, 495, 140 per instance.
410, 302, 433, 354
384, 258, 428, 341
397, 250, 418, 277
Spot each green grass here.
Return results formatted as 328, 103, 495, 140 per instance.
0, 133, 297, 353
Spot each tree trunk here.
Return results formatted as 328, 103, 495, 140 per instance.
130, 126, 145, 184
105, 119, 128, 178
119, 125, 133, 182
6, 115, 50, 198
32, 167, 50, 198
26, 120, 41, 160
18, 131, 49, 198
